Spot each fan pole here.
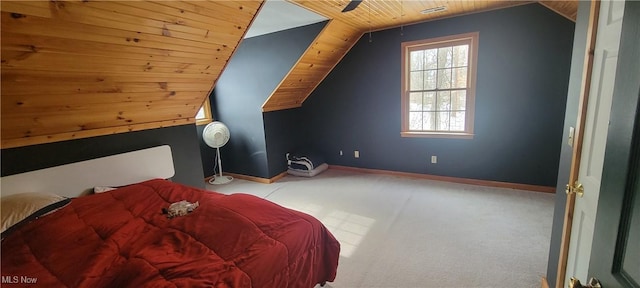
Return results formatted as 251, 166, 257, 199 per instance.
216, 147, 223, 177
209, 147, 233, 185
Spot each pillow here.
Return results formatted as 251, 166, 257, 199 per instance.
93, 186, 117, 193
1, 192, 71, 237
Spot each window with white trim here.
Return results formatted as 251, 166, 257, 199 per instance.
401, 32, 478, 138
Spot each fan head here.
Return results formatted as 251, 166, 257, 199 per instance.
203, 121, 230, 148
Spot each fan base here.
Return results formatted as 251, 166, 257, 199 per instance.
209, 175, 233, 185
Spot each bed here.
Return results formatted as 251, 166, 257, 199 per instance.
0, 146, 340, 287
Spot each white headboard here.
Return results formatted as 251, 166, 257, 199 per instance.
0, 145, 175, 198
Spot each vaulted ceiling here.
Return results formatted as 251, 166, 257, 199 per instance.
263, 0, 578, 111
1, 0, 577, 148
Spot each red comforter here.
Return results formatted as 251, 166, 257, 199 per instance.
1, 179, 340, 287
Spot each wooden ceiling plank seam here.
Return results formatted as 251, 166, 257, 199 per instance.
1, 13, 233, 53
38, 1, 242, 46
1, 55, 220, 74
364, 1, 538, 34
2, 109, 200, 124
0, 1, 52, 19
84, 0, 252, 36
156, 1, 259, 26
1, 54, 222, 74
2, 63, 219, 76
0, 32, 221, 60
0, 31, 222, 64
1, 1, 220, 40
374, 0, 403, 27
69, 1, 213, 38
117, 1, 253, 37
202, 0, 262, 17
70, 1, 218, 38
1, 31, 221, 62
45, 1, 210, 37
448, 0, 472, 20
2, 92, 207, 107
2, 107, 199, 128
1, 81, 213, 96
1, 70, 220, 83
191, 1, 263, 23
2, 101, 202, 116
286, 1, 332, 19
1, 101, 204, 117
0, 15, 226, 56
1, 50, 219, 71
1, 69, 215, 83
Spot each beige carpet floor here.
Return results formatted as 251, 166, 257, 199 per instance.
206, 168, 554, 288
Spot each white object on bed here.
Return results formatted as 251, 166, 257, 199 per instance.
0, 145, 175, 198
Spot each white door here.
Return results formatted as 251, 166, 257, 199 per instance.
563, 0, 625, 286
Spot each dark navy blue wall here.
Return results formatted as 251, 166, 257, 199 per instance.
301, 3, 574, 187
202, 22, 326, 178
546, 1, 591, 286
264, 108, 305, 177
1, 124, 205, 188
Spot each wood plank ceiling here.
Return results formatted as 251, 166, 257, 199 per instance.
1, 1, 262, 148
262, 0, 578, 111
1, 0, 576, 148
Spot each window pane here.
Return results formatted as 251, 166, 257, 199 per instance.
424, 70, 437, 90
437, 91, 451, 111
450, 111, 466, 131
423, 111, 436, 130
453, 45, 469, 67
423, 92, 436, 111
409, 92, 423, 111
452, 67, 467, 88
437, 47, 452, 68
437, 68, 452, 89
196, 106, 205, 119
410, 71, 423, 91
451, 90, 467, 111
425, 49, 438, 69
410, 50, 424, 71
409, 112, 423, 130
436, 111, 450, 131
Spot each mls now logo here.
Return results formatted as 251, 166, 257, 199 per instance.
1, 276, 38, 284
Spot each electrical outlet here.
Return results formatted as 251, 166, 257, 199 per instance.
431, 156, 437, 164
354, 150, 360, 158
